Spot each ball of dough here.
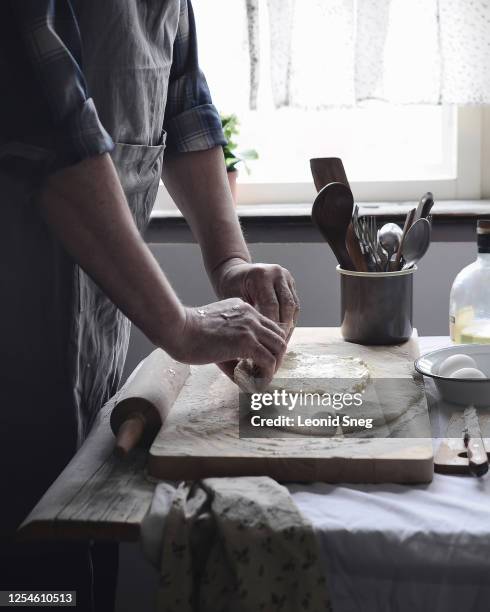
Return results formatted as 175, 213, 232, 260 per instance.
449, 367, 486, 380
437, 354, 477, 377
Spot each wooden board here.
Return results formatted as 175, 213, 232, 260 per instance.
19, 336, 443, 542
18, 394, 155, 541
148, 328, 433, 483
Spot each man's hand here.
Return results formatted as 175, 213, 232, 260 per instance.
213, 258, 300, 335
162, 148, 301, 332
167, 298, 287, 383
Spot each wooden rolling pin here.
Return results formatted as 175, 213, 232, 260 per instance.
110, 350, 190, 456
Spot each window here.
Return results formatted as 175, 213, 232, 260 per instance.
155, 1, 484, 210
231, 105, 465, 204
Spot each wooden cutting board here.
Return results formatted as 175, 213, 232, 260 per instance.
148, 328, 433, 483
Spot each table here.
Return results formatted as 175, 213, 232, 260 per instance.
288, 337, 490, 612
20, 338, 490, 612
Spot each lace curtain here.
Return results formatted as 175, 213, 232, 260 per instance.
194, 0, 490, 109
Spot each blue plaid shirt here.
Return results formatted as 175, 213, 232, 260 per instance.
0, 0, 225, 168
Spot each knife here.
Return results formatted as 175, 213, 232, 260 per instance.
463, 405, 489, 477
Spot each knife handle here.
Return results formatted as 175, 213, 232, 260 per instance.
394, 208, 416, 270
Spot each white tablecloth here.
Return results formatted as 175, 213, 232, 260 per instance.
287, 337, 490, 612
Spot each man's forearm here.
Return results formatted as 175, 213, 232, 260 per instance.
37, 153, 185, 353
162, 147, 300, 329
162, 146, 251, 290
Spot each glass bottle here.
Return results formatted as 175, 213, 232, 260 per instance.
450, 220, 490, 343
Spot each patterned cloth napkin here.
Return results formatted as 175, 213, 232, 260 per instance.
141, 476, 331, 612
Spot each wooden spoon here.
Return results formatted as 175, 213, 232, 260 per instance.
310, 158, 350, 192
346, 222, 368, 271
312, 182, 354, 270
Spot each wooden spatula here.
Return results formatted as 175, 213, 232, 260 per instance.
312, 182, 354, 270
310, 158, 350, 192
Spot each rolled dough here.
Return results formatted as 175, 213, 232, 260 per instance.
261, 344, 371, 436
239, 343, 426, 438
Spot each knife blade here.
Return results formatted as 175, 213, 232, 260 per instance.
463, 405, 489, 477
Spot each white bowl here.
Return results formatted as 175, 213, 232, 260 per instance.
415, 344, 490, 407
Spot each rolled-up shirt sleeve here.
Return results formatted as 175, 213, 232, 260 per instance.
9, 0, 114, 166
164, 0, 226, 154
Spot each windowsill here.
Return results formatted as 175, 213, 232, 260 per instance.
146, 200, 490, 244
151, 199, 490, 221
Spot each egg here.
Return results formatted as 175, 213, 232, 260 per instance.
436, 354, 478, 377
449, 367, 486, 380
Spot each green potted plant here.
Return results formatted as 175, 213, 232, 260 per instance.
221, 113, 258, 203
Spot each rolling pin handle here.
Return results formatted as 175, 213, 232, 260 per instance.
114, 413, 146, 456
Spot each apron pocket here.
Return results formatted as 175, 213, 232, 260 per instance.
111, 139, 166, 195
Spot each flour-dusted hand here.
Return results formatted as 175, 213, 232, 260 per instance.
166, 298, 287, 382
213, 259, 300, 335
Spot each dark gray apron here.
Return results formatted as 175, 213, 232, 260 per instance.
72, 0, 179, 446
0, 0, 180, 535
